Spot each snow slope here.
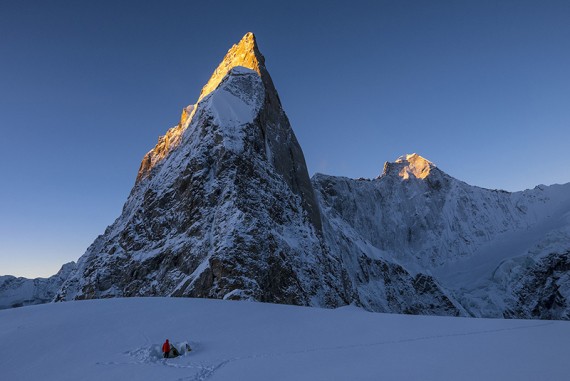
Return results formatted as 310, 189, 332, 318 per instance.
0, 298, 568, 381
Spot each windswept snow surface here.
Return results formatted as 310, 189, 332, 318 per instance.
0, 298, 568, 381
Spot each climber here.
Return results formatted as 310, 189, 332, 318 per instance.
162, 339, 170, 358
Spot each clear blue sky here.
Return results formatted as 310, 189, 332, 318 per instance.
1, 1, 569, 278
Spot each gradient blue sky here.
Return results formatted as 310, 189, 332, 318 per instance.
1, 1, 569, 278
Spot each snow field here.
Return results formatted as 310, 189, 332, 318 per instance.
1, 297, 569, 381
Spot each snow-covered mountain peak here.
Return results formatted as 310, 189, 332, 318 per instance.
198, 32, 264, 102
137, 32, 274, 183
395, 153, 435, 180
380, 153, 437, 180
395, 153, 432, 165
136, 33, 264, 182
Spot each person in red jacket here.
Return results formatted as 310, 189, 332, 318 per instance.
162, 339, 170, 358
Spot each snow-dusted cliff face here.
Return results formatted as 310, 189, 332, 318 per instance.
0, 262, 75, 309
313, 154, 570, 319
55, 33, 344, 306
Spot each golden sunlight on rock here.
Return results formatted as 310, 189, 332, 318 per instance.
396, 153, 434, 180
198, 32, 262, 102
137, 105, 195, 182
136, 32, 262, 183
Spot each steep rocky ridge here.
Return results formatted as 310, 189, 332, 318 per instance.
55, 33, 341, 305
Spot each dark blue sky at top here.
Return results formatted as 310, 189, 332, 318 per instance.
1, 0, 569, 277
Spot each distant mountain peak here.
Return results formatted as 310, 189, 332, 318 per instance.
395, 153, 435, 180
382, 153, 436, 180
